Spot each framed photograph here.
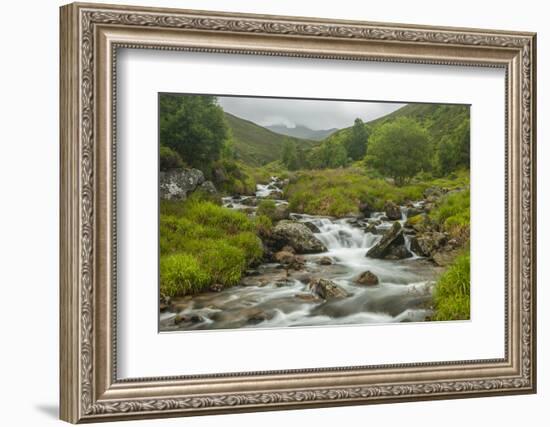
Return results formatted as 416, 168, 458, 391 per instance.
60, 2, 537, 423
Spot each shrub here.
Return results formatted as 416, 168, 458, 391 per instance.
253, 214, 273, 238
433, 251, 470, 321
159, 145, 184, 170
256, 200, 277, 219
212, 159, 257, 195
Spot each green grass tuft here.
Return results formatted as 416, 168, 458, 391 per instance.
433, 251, 470, 321
430, 188, 470, 239
160, 199, 263, 296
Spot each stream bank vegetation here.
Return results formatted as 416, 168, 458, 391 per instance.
159, 94, 471, 329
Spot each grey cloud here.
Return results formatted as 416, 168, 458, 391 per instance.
217, 96, 405, 130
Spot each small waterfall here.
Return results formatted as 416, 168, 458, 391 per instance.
310, 218, 379, 250
255, 184, 272, 198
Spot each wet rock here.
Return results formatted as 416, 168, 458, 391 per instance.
190, 314, 205, 323
384, 201, 402, 220
293, 272, 313, 284
240, 197, 258, 206
355, 270, 379, 286
245, 269, 261, 276
403, 227, 416, 235
309, 278, 349, 300
318, 256, 333, 265
406, 207, 422, 218
358, 201, 373, 218
295, 293, 321, 302
432, 248, 461, 266
270, 220, 327, 254
385, 244, 413, 260
281, 245, 295, 254
275, 278, 294, 287
159, 168, 205, 200
240, 276, 269, 287
209, 283, 223, 292
366, 222, 411, 259
365, 223, 378, 234
160, 294, 171, 306
413, 232, 447, 257
405, 214, 431, 233
409, 236, 424, 256
303, 221, 321, 233
246, 309, 272, 324
275, 250, 295, 264
292, 255, 306, 270
174, 314, 187, 324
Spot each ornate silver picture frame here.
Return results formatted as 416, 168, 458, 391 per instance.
60, 2, 536, 423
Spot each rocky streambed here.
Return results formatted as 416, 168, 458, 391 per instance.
160, 177, 455, 331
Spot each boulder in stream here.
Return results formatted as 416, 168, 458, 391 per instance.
384, 201, 402, 220
411, 232, 447, 257
270, 220, 327, 254
358, 201, 373, 218
355, 270, 379, 286
366, 221, 412, 260
309, 278, 349, 300
318, 256, 333, 265
303, 221, 321, 233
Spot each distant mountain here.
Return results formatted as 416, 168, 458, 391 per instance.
266, 124, 338, 141
224, 113, 321, 166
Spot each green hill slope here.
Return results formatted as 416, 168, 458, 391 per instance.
325, 103, 470, 146
225, 113, 320, 166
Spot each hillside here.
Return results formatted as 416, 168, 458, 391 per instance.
225, 113, 321, 166
368, 103, 470, 143
325, 103, 470, 146
266, 124, 338, 141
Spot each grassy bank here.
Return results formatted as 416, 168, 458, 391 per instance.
432, 251, 470, 321
429, 188, 470, 240
285, 167, 468, 217
160, 197, 270, 297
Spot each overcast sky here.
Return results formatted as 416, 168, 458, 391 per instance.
217, 96, 405, 130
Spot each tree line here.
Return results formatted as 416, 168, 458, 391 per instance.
280, 106, 470, 185
159, 94, 470, 186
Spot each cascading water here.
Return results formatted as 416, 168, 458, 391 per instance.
161, 176, 436, 331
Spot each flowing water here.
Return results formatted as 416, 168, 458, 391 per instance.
160, 177, 440, 331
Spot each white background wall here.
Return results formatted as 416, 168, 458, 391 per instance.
0, 0, 545, 425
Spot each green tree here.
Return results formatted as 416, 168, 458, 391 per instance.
159, 94, 228, 171
159, 145, 184, 171
344, 118, 369, 160
281, 138, 299, 170
366, 117, 431, 185
436, 119, 470, 174
307, 139, 348, 169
